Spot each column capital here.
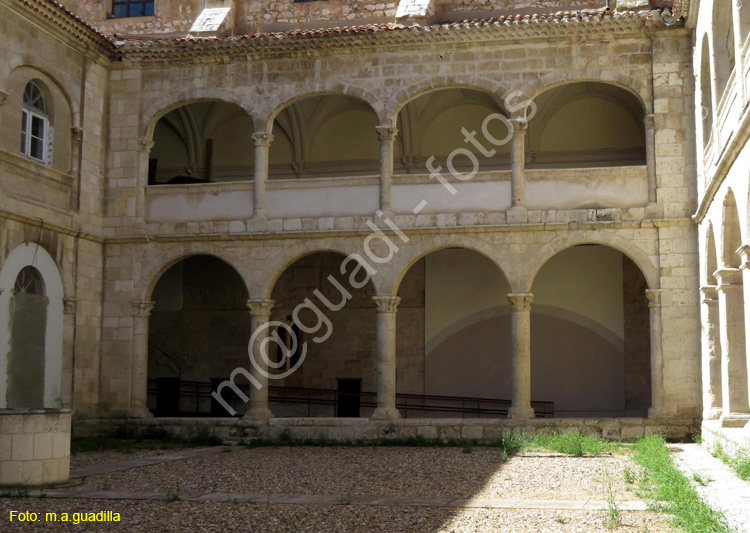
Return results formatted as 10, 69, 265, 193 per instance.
71, 127, 83, 142
714, 268, 743, 288
373, 295, 400, 313
644, 113, 655, 130
0, 90, 8, 106
700, 285, 718, 304
737, 244, 750, 270
645, 289, 663, 308
132, 299, 155, 317
511, 120, 528, 133
507, 293, 533, 311
375, 125, 399, 141
137, 138, 155, 153
63, 298, 78, 315
252, 132, 274, 147
247, 298, 274, 315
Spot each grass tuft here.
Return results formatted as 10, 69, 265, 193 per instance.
528, 429, 619, 456
633, 435, 731, 533
712, 442, 750, 482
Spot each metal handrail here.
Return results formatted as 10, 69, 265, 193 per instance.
148, 379, 554, 418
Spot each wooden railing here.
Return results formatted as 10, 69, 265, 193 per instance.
147, 379, 554, 418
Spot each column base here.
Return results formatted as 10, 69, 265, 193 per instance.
126, 407, 153, 419
242, 407, 274, 421
720, 413, 750, 428
507, 406, 535, 420
644, 202, 662, 218
371, 407, 401, 421
702, 407, 723, 421
506, 206, 528, 224
248, 214, 267, 232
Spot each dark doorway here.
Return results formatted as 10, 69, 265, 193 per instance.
337, 379, 361, 418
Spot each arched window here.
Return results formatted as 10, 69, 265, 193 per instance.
13, 266, 44, 296
21, 81, 51, 163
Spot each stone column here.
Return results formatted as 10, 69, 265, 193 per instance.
507, 293, 535, 419
376, 126, 398, 215
136, 139, 155, 227
70, 127, 83, 210
244, 298, 275, 420
700, 286, 723, 420
251, 132, 273, 222
739, 245, 750, 402
507, 122, 528, 224
372, 296, 401, 420
646, 289, 666, 418
0, 91, 8, 131
130, 300, 155, 418
644, 114, 658, 208
715, 268, 750, 427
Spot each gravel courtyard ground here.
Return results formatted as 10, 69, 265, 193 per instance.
1, 446, 677, 532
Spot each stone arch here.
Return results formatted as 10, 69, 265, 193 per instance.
521, 71, 650, 116
721, 188, 743, 269
387, 76, 510, 125
522, 232, 659, 293
261, 84, 383, 133
0, 242, 65, 408
712, 0, 736, 101
381, 235, 511, 296
137, 243, 252, 303
261, 244, 365, 299
142, 93, 256, 140
5, 63, 79, 124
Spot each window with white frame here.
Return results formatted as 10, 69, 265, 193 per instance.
21, 81, 51, 164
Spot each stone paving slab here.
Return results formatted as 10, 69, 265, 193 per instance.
670, 443, 750, 533
70, 446, 227, 478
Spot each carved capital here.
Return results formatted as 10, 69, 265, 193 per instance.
252, 132, 274, 147
0, 90, 8, 107
507, 293, 533, 312
375, 125, 399, 142
373, 295, 400, 313
247, 298, 275, 316
132, 299, 155, 317
511, 120, 528, 134
737, 244, 750, 270
700, 285, 718, 305
63, 298, 78, 314
645, 289, 663, 308
71, 127, 83, 142
137, 138, 155, 153
644, 113, 655, 130
715, 268, 744, 290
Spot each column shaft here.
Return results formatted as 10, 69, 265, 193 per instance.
252, 133, 273, 220
646, 290, 665, 418
130, 300, 155, 418
700, 286, 723, 419
376, 126, 397, 214
507, 293, 534, 419
644, 114, 657, 206
244, 298, 275, 420
371, 296, 400, 420
715, 268, 750, 426
510, 122, 527, 208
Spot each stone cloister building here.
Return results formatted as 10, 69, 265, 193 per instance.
0, 0, 743, 447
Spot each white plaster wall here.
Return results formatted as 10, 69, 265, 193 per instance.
393, 178, 512, 214
266, 178, 379, 218
145, 182, 253, 222
532, 245, 625, 340
0, 243, 64, 408
525, 167, 648, 210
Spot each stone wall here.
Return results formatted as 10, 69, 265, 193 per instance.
0, 409, 71, 487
